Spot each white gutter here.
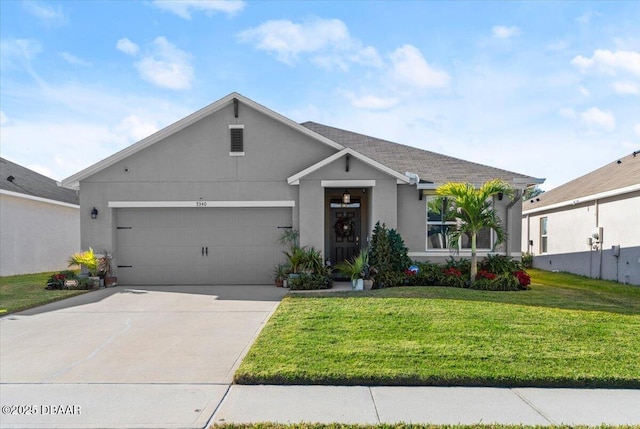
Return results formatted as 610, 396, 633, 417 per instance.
0, 189, 80, 209
523, 183, 640, 215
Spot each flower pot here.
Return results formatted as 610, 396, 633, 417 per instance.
351, 278, 364, 291
275, 279, 284, 287
105, 276, 118, 287
363, 279, 373, 290
89, 276, 100, 289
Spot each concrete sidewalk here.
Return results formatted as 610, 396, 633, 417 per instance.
212, 385, 640, 426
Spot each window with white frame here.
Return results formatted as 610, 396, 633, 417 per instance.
540, 217, 548, 254
425, 195, 492, 251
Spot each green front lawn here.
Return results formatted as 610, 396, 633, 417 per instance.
0, 272, 89, 314
235, 269, 640, 388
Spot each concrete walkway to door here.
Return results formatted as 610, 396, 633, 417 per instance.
0, 284, 287, 429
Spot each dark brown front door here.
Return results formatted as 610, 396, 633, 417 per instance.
330, 206, 361, 264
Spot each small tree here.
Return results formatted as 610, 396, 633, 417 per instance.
436, 179, 514, 285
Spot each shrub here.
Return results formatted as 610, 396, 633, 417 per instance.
376, 271, 406, 288
45, 270, 77, 290
388, 228, 410, 272
479, 254, 521, 275
68, 248, 99, 276
404, 261, 443, 286
369, 222, 392, 276
476, 269, 497, 280
515, 270, 531, 289
521, 252, 533, 269
288, 273, 333, 290
442, 266, 467, 288
471, 273, 520, 291
444, 257, 471, 280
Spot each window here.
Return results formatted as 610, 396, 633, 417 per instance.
426, 195, 492, 250
229, 124, 244, 155
540, 217, 548, 254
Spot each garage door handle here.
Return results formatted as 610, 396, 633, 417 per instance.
201, 246, 204, 256
205, 247, 208, 256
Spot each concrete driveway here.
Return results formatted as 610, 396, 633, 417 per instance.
0, 285, 287, 429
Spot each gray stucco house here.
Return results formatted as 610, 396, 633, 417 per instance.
523, 150, 639, 285
1, 158, 80, 276
61, 92, 542, 285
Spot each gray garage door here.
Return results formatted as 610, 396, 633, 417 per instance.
115, 207, 291, 285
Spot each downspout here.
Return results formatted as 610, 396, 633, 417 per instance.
505, 190, 522, 257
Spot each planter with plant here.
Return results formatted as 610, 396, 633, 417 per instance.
272, 264, 288, 287
68, 248, 100, 288
336, 250, 368, 290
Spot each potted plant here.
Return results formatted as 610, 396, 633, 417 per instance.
336, 250, 368, 290
68, 248, 100, 288
98, 251, 117, 287
272, 264, 288, 287
283, 246, 306, 279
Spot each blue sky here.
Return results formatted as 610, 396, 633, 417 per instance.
1, 1, 639, 190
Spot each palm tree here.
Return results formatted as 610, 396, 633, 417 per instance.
436, 179, 515, 284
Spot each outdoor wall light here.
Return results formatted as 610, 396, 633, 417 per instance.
498, 192, 504, 201
342, 189, 351, 204
91, 207, 98, 219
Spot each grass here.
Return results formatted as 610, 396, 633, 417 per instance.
211, 425, 635, 429
235, 269, 640, 388
0, 271, 89, 315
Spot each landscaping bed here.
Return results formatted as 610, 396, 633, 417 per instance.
0, 272, 89, 315
235, 269, 640, 388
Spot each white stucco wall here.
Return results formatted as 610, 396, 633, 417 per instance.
522, 190, 640, 284
523, 191, 639, 256
0, 192, 80, 276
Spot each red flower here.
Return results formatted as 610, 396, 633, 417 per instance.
443, 267, 462, 277
515, 270, 531, 287
476, 270, 497, 280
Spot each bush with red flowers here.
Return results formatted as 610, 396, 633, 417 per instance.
515, 270, 531, 289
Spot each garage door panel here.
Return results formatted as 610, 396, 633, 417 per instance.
116, 207, 291, 285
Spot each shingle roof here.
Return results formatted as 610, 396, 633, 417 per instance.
0, 158, 79, 205
524, 150, 640, 210
301, 122, 540, 186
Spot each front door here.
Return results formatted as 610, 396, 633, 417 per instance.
330, 199, 361, 264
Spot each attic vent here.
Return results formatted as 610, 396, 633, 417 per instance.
229, 124, 245, 156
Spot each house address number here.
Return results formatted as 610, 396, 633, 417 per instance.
196, 201, 207, 207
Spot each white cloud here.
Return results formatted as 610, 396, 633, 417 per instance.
117, 38, 140, 56
634, 124, 640, 138
151, 0, 245, 19
238, 18, 348, 63
572, 49, 640, 76
581, 107, 616, 131
347, 94, 399, 110
389, 45, 450, 89
0, 39, 42, 69
22, 1, 66, 26
492, 25, 521, 39
579, 86, 590, 96
237, 18, 381, 69
134, 37, 194, 90
115, 115, 158, 142
0, 111, 7, 125
611, 81, 640, 95
60, 52, 91, 67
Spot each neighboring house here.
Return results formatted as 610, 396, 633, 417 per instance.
0, 158, 80, 276
522, 151, 640, 285
60, 92, 543, 285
